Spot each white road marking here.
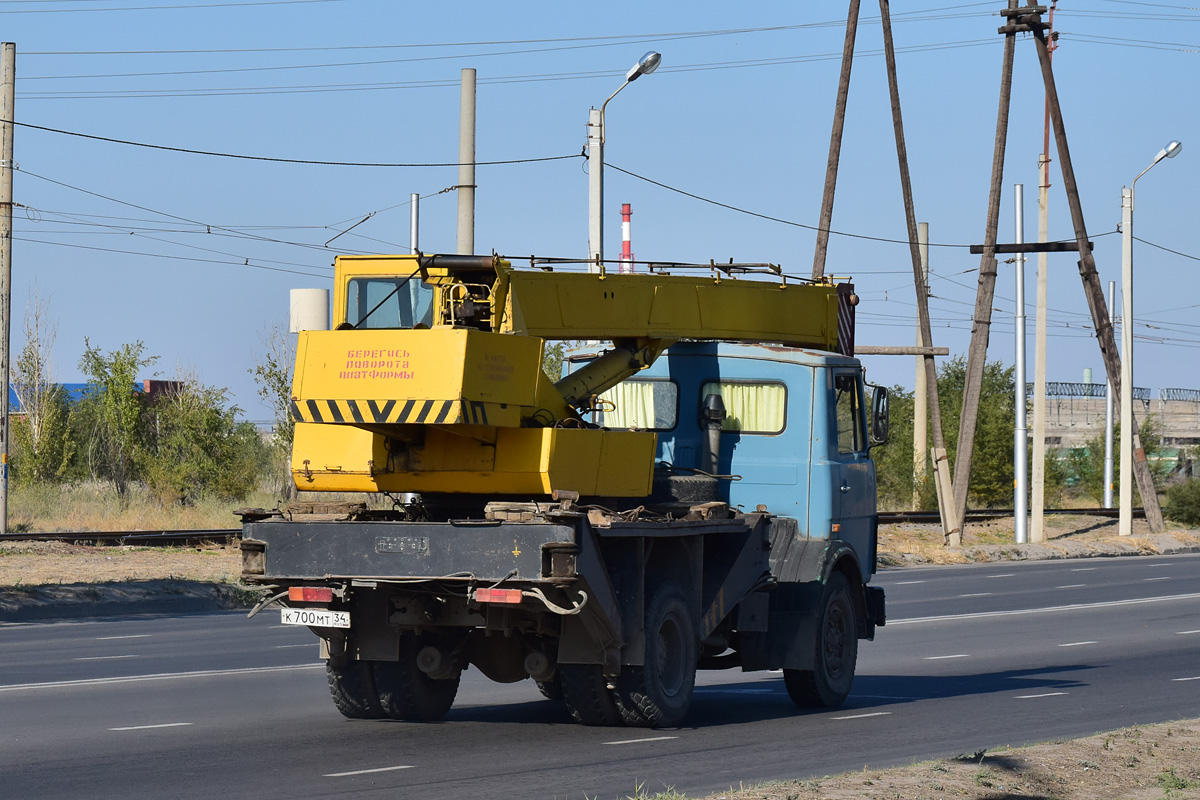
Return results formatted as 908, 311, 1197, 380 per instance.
1172, 676, 1200, 682
0, 663, 325, 692
1057, 584, 1087, 589
1016, 692, 1068, 699
987, 574, 1015, 579
894, 580, 925, 585
95, 634, 151, 641
855, 694, 921, 700
959, 592, 992, 598
109, 722, 193, 731
274, 644, 315, 649
1146, 563, 1171, 567
1058, 641, 1097, 647
1177, 630, 1200, 636
925, 654, 969, 660
832, 712, 892, 720
1144, 577, 1170, 582
75, 655, 137, 661
604, 736, 679, 745
889, 591, 1200, 626
324, 765, 414, 778
1071, 567, 1098, 572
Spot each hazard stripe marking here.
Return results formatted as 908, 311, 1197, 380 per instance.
348, 401, 364, 424
415, 400, 434, 423
327, 400, 345, 423
305, 399, 323, 423
433, 401, 453, 424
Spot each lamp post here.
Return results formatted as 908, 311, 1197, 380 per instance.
588, 51, 661, 272
1119, 139, 1181, 536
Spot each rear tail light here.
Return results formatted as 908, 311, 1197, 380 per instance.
288, 586, 334, 603
474, 588, 523, 604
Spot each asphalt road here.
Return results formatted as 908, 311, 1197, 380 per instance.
2, 553, 1198, 800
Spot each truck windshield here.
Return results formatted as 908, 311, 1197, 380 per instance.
345, 277, 433, 329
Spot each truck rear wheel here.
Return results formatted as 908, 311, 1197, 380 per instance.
372, 635, 461, 722
784, 571, 858, 708
614, 581, 697, 728
559, 665, 622, 726
326, 659, 384, 719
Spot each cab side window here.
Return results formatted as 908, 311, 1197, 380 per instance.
834, 373, 865, 455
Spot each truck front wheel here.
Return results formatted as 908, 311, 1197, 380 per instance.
326, 659, 384, 719
559, 665, 622, 726
614, 581, 698, 728
372, 634, 461, 722
784, 571, 858, 708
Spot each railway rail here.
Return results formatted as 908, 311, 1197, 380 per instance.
0, 507, 1144, 546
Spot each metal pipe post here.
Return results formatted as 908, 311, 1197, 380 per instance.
1104, 280, 1115, 508
1119, 186, 1134, 536
456, 68, 476, 256
1013, 184, 1028, 544
0, 43, 13, 535
587, 107, 603, 271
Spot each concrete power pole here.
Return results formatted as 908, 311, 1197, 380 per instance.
913, 222, 929, 508
1030, 153, 1050, 543
456, 68, 476, 256
0, 43, 13, 536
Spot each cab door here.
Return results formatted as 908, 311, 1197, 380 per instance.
832, 369, 877, 579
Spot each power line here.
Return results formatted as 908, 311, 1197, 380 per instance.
16, 236, 330, 278
9, 120, 580, 167
0, 0, 343, 13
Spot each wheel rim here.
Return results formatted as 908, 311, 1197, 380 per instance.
656, 612, 686, 698
822, 598, 850, 679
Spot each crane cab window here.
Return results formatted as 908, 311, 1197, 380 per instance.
834, 373, 866, 454
345, 277, 433, 329
699, 381, 786, 434
595, 379, 678, 431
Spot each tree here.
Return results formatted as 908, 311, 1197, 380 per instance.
1065, 416, 1169, 505
141, 371, 266, 505
78, 340, 157, 497
868, 384, 919, 511
250, 325, 296, 498
10, 286, 72, 485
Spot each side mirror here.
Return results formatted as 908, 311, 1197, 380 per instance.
868, 384, 890, 446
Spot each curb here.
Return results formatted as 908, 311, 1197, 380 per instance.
0, 580, 256, 623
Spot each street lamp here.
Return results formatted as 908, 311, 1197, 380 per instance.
588, 51, 661, 272
1119, 139, 1181, 536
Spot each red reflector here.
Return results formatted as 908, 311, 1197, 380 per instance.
289, 586, 334, 603
474, 588, 523, 604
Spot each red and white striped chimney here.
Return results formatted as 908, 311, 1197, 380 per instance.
619, 203, 634, 274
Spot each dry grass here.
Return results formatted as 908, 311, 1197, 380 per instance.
704, 720, 1200, 800
8, 481, 263, 533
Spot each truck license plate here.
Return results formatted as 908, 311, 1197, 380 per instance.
281, 608, 351, 629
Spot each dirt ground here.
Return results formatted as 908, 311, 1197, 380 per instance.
2, 517, 1199, 799
700, 720, 1200, 800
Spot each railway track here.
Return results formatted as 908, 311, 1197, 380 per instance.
877, 507, 1143, 524
0, 507, 1141, 545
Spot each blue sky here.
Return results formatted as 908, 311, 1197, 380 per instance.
4, 0, 1197, 421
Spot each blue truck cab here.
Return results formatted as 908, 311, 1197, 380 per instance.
579, 341, 882, 583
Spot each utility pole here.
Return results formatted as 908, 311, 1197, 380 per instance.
913, 221, 929, 508
456, 68, 476, 256
811, 0, 861, 280
1013, 184, 1028, 544
0, 43, 13, 536
1104, 280, 1115, 508
1030, 152, 1050, 543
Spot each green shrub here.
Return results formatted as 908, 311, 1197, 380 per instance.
1164, 478, 1200, 527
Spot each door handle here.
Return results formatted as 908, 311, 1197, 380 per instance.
840, 482, 850, 493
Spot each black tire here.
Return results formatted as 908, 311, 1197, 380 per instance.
784, 571, 858, 708
371, 635, 461, 722
613, 581, 698, 728
559, 664, 623, 726
652, 473, 719, 504
535, 677, 564, 701
326, 658, 384, 719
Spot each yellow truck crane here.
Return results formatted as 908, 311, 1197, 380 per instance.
241, 253, 888, 727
